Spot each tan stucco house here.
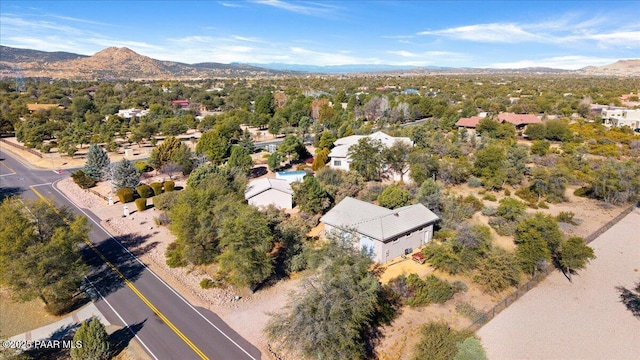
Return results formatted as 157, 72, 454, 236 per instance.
320, 197, 439, 263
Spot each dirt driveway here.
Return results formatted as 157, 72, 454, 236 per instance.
477, 208, 640, 360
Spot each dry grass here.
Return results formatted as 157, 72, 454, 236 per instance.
0, 288, 65, 337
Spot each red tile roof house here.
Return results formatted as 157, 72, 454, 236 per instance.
455, 116, 483, 129
497, 112, 541, 130
171, 99, 190, 109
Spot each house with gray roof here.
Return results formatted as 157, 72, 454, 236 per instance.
245, 178, 293, 210
320, 197, 439, 263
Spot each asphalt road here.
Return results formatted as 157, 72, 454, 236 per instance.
0, 149, 261, 360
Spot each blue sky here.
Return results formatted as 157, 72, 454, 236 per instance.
1, 1, 639, 69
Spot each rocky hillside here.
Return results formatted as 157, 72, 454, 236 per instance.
0, 45, 288, 79
580, 59, 640, 77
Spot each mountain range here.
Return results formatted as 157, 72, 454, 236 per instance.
1, 45, 639, 80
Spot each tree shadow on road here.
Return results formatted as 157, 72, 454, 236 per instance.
109, 320, 146, 358
616, 280, 640, 319
0, 186, 23, 201
82, 233, 153, 298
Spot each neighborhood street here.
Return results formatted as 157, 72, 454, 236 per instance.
0, 149, 261, 360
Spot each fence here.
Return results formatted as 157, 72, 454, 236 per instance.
467, 202, 637, 332
0, 138, 44, 158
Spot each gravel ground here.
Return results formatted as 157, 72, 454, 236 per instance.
477, 208, 640, 360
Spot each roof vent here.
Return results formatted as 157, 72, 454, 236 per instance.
394, 213, 399, 217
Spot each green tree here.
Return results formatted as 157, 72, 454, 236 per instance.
0, 198, 88, 314
293, 175, 330, 214
530, 140, 550, 156
317, 130, 337, 150
227, 145, 253, 173
473, 144, 506, 190
71, 317, 110, 360
473, 247, 521, 293
349, 137, 384, 181
278, 135, 306, 163
149, 136, 192, 174
167, 166, 247, 266
411, 322, 475, 360
544, 119, 571, 141
196, 130, 228, 165
514, 213, 563, 275
525, 123, 546, 140
267, 152, 282, 172
476, 118, 500, 137
496, 197, 526, 221
217, 205, 274, 289
382, 141, 413, 181
255, 91, 275, 116
109, 159, 140, 190
83, 144, 110, 181
377, 186, 412, 209
265, 238, 382, 360
558, 236, 596, 281
417, 178, 442, 212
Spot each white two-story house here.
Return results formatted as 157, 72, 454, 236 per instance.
327, 131, 413, 181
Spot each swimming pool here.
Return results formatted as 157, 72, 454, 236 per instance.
275, 170, 308, 183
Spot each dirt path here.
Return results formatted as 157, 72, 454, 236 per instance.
477, 208, 640, 360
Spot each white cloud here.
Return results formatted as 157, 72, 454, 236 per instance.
419, 23, 543, 43
490, 56, 618, 70
418, 13, 640, 49
250, 0, 341, 16
219, 2, 244, 7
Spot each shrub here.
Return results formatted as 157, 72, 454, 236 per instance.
504, 188, 511, 196
515, 186, 538, 203
153, 213, 171, 226
496, 197, 526, 221
165, 242, 186, 267
488, 217, 518, 236
433, 229, 456, 242
153, 191, 179, 211
116, 188, 134, 203
481, 206, 497, 216
135, 161, 150, 173
423, 243, 463, 275
538, 201, 549, 209
467, 176, 482, 188
573, 187, 591, 197
164, 180, 175, 192
455, 302, 484, 321
134, 198, 147, 212
377, 185, 412, 209
482, 194, 497, 201
556, 211, 577, 225
136, 184, 154, 199
70, 317, 110, 360
150, 182, 163, 196
71, 170, 97, 189
463, 195, 484, 212
406, 274, 453, 306
451, 280, 468, 294
200, 278, 215, 289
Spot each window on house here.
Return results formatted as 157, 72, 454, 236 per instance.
334, 160, 341, 166
392, 238, 399, 244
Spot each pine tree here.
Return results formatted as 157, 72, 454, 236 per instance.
110, 159, 140, 190
83, 144, 110, 181
71, 317, 110, 360
227, 145, 253, 173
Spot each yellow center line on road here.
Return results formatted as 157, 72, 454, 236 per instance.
29, 186, 209, 360
0, 160, 17, 174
